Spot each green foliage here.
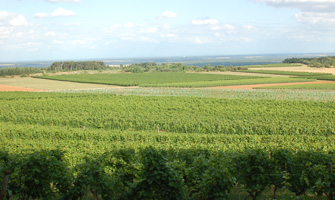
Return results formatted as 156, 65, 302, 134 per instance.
233, 149, 272, 200
122, 62, 247, 73
0, 61, 108, 77
145, 78, 313, 87
1, 90, 335, 199
128, 147, 185, 200
312, 155, 335, 200
2, 148, 335, 199
199, 156, 236, 200
10, 150, 71, 200
63, 158, 120, 200
48, 61, 107, 72
283, 56, 335, 68
0, 67, 43, 77
284, 151, 326, 196
1, 94, 334, 136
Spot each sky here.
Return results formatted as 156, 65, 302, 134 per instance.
0, 0, 335, 62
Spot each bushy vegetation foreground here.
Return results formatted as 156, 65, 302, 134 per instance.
1, 148, 335, 200
0, 92, 335, 199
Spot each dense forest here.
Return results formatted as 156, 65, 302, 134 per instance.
283, 56, 335, 68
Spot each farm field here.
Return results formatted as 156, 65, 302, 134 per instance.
249, 64, 335, 75
0, 77, 131, 90
33, 72, 266, 86
1, 67, 335, 199
1, 91, 335, 199
32, 72, 317, 87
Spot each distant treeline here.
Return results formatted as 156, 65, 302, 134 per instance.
0, 61, 248, 77
49, 61, 107, 71
0, 67, 44, 77
122, 62, 247, 73
0, 61, 108, 77
283, 56, 335, 68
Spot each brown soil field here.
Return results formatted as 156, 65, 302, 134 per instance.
0, 84, 43, 92
208, 80, 335, 90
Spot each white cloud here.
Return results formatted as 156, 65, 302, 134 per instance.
140, 27, 158, 33
257, 0, 335, 12
27, 30, 35, 34
0, 11, 10, 20
53, 40, 64, 44
71, 39, 86, 46
124, 22, 134, 28
9, 15, 30, 26
224, 24, 236, 32
244, 25, 255, 30
295, 12, 335, 26
190, 36, 213, 44
51, 7, 77, 17
0, 12, 30, 27
47, 0, 81, 2
257, 0, 335, 28
160, 33, 177, 38
104, 23, 133, 33
210, 26, 222, 30
119, 33, 136, 40
157, 11, 177, 19
34, 13, 49, 18
209, 24, 236, 33
45, 31, 56, 37
192, 19, 220, 25
28, 47, 39, 52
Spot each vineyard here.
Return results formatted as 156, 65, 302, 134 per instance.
33, 72, 265, 87
0, 91, 335, 199
32, 72, 319, 88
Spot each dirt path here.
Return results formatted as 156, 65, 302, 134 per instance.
0, 84, 44, 92
207, 80, 335, 90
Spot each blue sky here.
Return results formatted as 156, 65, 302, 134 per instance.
0, 0, 335, 62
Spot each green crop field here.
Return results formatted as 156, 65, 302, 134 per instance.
33, 72, 265, 87
32, 72, 317, 87
144, 77, 314, 87
1, 89, 335, 199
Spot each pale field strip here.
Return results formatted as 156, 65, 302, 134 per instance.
206, 80, 335, 90
196, 71, 292, 78
0, 77, 133, 91
248, 65, 335, 75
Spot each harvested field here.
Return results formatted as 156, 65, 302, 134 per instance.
0, 77, 134, 91
0, 84, 43, 92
